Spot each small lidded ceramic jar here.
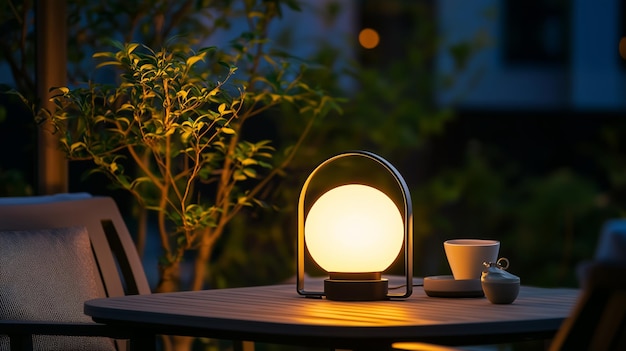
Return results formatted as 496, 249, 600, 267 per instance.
481, 258, 520, 304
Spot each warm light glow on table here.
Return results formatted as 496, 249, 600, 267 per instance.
293, 298, 415, 326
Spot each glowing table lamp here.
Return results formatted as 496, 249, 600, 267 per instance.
297, 151, 413, 301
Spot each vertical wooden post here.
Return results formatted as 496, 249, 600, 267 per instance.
36, 0, 68, 194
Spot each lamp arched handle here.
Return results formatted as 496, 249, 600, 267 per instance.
296, 150, 413, 299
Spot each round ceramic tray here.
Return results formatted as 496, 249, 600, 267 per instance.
423, 275, 484, 298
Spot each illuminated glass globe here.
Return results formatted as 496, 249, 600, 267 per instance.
304, 184, 404, 273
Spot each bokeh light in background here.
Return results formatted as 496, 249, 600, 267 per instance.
358, 28, 380, 49
619, 37, 626, 60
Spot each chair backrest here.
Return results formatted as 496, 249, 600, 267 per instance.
549, 262, 626, 351
593, 219, 626, 264
0, 195, 151, 351
0, 195, 150, 298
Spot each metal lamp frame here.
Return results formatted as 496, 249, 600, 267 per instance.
296, 150, 413, 299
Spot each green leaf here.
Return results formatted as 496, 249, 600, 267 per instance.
92, 52, 116, 59
118, 103, 135, 111
126, 43, 140, 55
69, 142, 86, 153
221, 127, 235, 135
237, 196, 249, 204
217, 103, 227, 114
177, 90, 189, 99
233, 170, 246, 181
110, 162, 119, 173
140, 63, 155, 71
96, 61, 123, 69
242, 168, 257, 178
186, 53, 206, 68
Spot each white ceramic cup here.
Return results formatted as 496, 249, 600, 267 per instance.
444, 239, 500, 280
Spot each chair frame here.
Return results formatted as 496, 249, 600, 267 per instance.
549, 261, 626, 351
0, 196, 152, 351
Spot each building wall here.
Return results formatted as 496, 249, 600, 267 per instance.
436, 0, 626, 111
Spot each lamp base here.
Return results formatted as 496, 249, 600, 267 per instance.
324, 273, 388, 301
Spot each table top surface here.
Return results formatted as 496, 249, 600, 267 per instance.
84, 278, 580, 348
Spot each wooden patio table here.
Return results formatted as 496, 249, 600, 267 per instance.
84, 278, 579, 350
